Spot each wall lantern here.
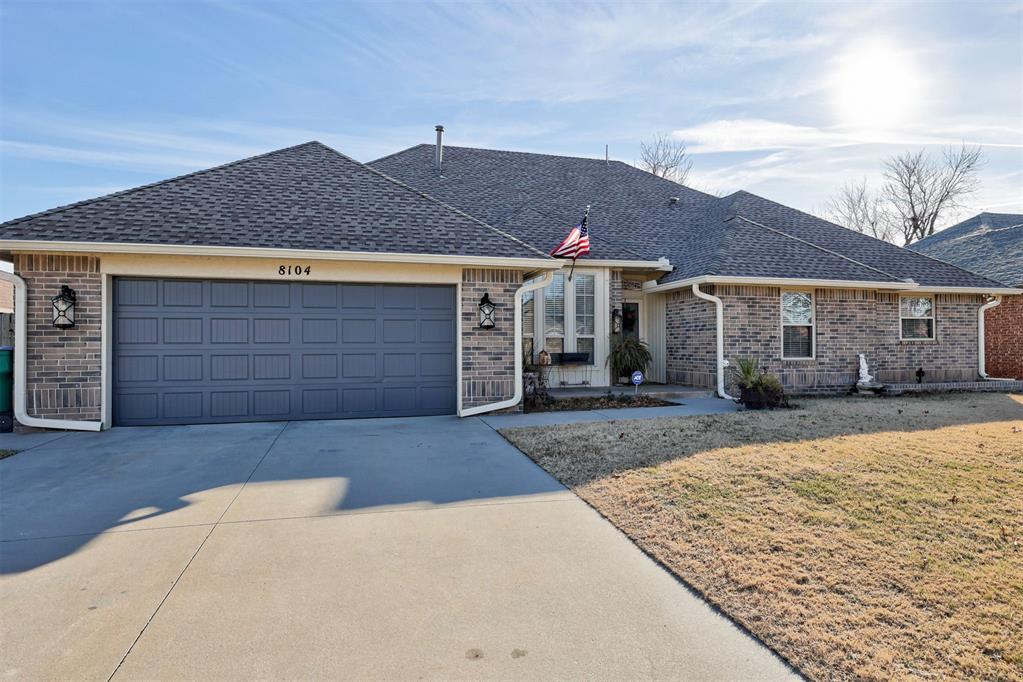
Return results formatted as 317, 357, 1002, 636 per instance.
478, 292, 496, 329
51, 285, 77, 328
611, 307, 623, 334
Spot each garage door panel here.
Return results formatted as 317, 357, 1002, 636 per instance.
164, 355, 203, 381
114, 279, 457, 425
253, 283, 290, 307
210, 281, 249, 307
163, 280, 204, 306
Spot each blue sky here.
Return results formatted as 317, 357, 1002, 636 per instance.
2, 0, 1021, 224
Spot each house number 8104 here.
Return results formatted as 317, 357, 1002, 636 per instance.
278, 264, 311, 276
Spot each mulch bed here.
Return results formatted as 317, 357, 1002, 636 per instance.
525, 393, 674, 413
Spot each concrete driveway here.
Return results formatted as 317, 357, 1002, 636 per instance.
0, 416, 795, 681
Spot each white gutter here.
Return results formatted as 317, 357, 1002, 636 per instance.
977, 296, 1015, 381
644, 275, 920, 295
643, 274, 1022, 297
0, 271, 102, 431
0, 240, 560, 271
584, 256, 673, 271
460, 271, 556, 417
692, 283, 736, 401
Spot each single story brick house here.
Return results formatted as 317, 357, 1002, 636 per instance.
0, 135, 1018, 430
909, 213, 1023, 379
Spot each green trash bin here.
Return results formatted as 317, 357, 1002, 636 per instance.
0, 346, 13, 432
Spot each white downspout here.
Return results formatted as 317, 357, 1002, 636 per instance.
0, 271, 103, 431
978, 295, 1014, 381
692, 283, 737, 401
460, 270, 556, 417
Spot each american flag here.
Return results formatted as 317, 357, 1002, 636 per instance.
551, 208, 591, 260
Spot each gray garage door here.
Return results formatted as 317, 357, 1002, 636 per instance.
113, 278, 457, 426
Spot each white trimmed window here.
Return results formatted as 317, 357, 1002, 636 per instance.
526, 271, 600, 365
543, 273, 565, 354
781, 291, 814, 359
522, 289, 535, 361
574, 274, 595, 363
900, 296, 935, 340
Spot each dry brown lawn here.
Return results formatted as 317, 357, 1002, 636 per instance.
501, 393, 1023, 681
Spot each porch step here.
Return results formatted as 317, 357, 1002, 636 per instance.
884, 380, 1023, 395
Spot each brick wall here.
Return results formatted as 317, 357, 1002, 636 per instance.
666, 284, 984, 394
985, 295, 1023, 379
461, 268, 522, 410
15, 254, 102, 421
664, 288, 717, 388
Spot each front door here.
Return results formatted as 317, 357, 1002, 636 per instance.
622, 301, 641, 340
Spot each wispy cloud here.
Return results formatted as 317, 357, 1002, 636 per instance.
675, 119, 1023, 155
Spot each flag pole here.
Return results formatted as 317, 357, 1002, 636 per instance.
568, 257, 576, 282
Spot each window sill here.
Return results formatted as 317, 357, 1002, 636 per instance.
899, 338, 938, 343
781, 357, 817, 363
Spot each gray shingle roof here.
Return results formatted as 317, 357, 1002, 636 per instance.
372, 144, 1008, 290
0, 141, 549, 261
908, 213, 1023, 287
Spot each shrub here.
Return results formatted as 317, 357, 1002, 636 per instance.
730, 358, 787, 409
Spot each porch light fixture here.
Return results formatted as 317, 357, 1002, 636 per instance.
478, 292, 496, 329
51, 285, 77, 328
611, 307, 623, 334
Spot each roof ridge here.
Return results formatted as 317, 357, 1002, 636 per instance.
317, 143, 553, 260
366, 143, 431, 166
728, 190, 1014, 287
733, 214, 904, 282
919, 221, 1023, 246
369, 142, 715, 200
0, 141, 323, 228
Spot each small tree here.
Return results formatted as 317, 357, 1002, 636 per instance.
825, 178, 897, 243
639, 133, 693, 185
881, 143, 984, 245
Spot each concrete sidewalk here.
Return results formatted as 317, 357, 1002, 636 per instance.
480, 395, 739, 428
1, 415, 793, 681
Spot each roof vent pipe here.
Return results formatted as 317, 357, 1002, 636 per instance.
434, 125, 444, 172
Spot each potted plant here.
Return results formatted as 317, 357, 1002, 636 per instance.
608, 336, 652, 384
730, 358, 786, 409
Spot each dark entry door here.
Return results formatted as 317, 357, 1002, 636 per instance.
112, 278, 457, 425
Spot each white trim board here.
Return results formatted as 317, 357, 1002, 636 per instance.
0, 240, 563, 270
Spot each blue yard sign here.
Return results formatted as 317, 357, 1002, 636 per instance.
631, 370, 644, 394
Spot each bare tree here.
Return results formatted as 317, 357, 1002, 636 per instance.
825, 178, 897, 243
881, 143, 984, 245
639, 133, 693, 184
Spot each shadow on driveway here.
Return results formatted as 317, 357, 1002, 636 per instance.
0, 416, 565, 574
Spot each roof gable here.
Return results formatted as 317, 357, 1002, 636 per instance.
0, 142, 549, 261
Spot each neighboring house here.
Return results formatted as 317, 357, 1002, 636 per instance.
909, 213, 1023, 379
0, 136, 1017, 430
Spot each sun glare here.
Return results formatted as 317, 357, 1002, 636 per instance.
831, 39, 922, 131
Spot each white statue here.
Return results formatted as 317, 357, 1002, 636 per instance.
858, 354, 874, 385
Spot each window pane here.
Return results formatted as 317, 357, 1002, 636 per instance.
782, 292, 812, 325
544, 337, 564, 354
544, 274, 565, 336
577, 337, 594, 364
783, 325, 813, 357
574, 274, 595, 335
623, 302, 639, 339
901, 297, 933, 318
902, 318, 934, 339
523, 337, 534, 362
522, 290, 534, 335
